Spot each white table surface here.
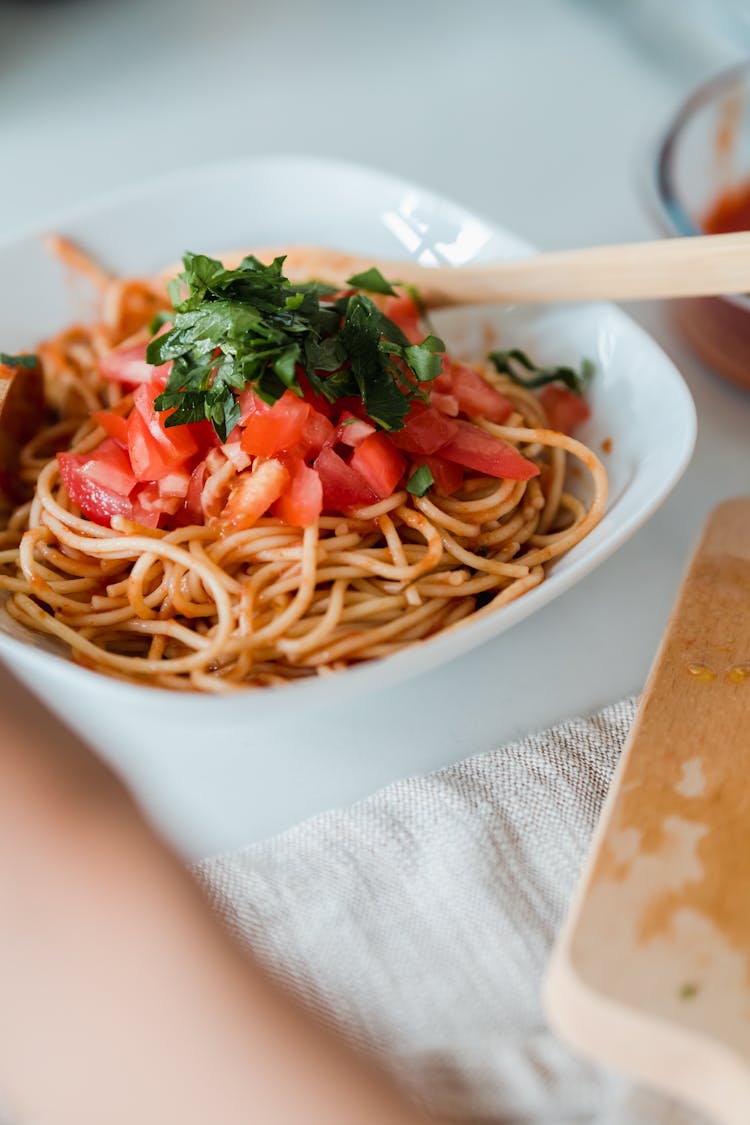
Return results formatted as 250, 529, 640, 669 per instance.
1, 0, 748, 856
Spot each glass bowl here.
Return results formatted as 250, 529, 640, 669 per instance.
651, 59, 750, 391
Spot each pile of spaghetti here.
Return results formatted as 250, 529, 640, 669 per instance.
0, 242, 607, 692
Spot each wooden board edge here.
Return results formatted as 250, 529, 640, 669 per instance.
544, 944, 750, 1124
543, 498, 750, 1123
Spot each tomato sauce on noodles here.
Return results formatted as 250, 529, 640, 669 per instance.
0, 241, 607, 691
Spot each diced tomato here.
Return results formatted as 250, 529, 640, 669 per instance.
92, 409, 129, 446
539, 385, 591, 434
314, 446, 377, 512
158, 468, 191, 500
221, 459, 290, 531
299, 409, 335, 459
422, 455, 463, 497
389, 403, 458, 455
433, 366, 454, 393
383, 294, 423, 344
438, 420, 539, 480
134, 382, 199, 462
184, 460, 207, 523
132, 481, 181, 517
129, 495, 161, 529
238, 387, 268, 424
189, 418, 222, 455
349, 432, 406, 499
220, 441, 252, 472
429, 391, 459, 416
272, 457, 323, 527
100, 340, 170, 386
126, 382, 200, 482
80, 438, 137, 496
240, 390, 311, 458
332, 396, 370, 423
297, 371, 334, 419
127, 409, 177, 482
336, 410, 375, 447
449, 363, 513, 424
58, 437, 179, 530
58, 451, 134, 528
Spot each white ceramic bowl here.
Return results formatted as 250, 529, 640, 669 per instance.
0, 157, 695, 856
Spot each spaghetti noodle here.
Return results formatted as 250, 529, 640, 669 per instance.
0, 242, 607, 692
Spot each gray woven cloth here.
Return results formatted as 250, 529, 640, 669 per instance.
195, 698, 705, 1125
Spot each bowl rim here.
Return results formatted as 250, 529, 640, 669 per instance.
651, 57, 750, 313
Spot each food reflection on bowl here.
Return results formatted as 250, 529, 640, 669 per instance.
652, 60, 750, 391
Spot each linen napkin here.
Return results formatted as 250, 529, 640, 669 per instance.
195, 698, 708, 1125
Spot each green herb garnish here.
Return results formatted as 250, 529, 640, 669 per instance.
488, 348, 594, 395
345, 267, 399, 297
148, 310, 173, 335
406, 464, 435, 497
150, 253, 444, 440
0, 352, 39, 369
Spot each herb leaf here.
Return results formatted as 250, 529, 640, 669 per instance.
346, 267, 399, 297
151, 252, 440, 439
406, 464, 434, 497
0, 352, 39, 369
149, 310, 173, 334
488, 348, 594, 395
340, 295, 413, 430
403, 335, 445, 383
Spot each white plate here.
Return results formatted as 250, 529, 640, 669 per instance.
0, 156, 696, 855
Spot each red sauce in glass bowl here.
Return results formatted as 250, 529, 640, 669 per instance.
669, 181, 750, 392
703, 180, 750, 233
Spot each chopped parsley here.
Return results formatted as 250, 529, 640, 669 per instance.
0, 352, 39, 369
406, 464, 435, 497
150, 253, 444, 441
345, 266, 399, 297
489, 348, 594, 395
